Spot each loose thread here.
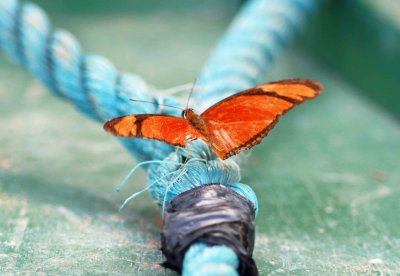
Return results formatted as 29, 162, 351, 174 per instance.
118, 157, 207, 209
119, 170, 177, 211
116, 160, 184, 192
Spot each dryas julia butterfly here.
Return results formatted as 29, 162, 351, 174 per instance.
104, 79, 323, 159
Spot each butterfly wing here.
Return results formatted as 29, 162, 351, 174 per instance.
201, 79, 323, 159
104, 114, 203, 147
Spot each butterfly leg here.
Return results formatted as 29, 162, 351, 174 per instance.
184, 139, 193, 163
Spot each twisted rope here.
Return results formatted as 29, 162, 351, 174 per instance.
0, 0, 317, 275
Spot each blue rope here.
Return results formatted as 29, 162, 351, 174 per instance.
0, 0, 316, 274
183, 243, 239, 276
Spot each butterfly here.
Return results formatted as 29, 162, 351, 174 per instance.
104, 79, 323, 160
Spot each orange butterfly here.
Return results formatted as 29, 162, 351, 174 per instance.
104, 79, 323, 159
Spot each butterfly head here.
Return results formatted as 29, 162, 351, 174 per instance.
182, 108, 195, 119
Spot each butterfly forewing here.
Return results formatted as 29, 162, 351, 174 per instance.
104, 114, 203, 147
256, 79, 323, 102
201, 79, 322, 159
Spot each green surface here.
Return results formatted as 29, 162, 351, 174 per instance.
1, 1, 400, 275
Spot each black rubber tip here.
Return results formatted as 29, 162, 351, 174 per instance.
161, 184, 258, 275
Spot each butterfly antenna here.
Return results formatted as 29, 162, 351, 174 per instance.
185, 78, 197, 109
129, 99, 184, 110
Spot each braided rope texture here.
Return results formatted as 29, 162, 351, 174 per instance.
0, 0, 316, 275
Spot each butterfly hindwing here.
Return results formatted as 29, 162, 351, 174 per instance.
104, 114, 203, 147
201, 79, 322, 159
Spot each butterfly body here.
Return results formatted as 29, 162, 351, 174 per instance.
182, 109, 209, 138
104, 79, 323, 159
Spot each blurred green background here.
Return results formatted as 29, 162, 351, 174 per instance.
0, 0, 399, 275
